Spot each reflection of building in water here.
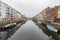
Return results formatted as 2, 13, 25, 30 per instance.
0, 22, 25, 40
0, 28, 16, 40
0, 22, 18, 40
0, 28, 15, 40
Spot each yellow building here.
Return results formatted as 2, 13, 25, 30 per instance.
15, 11, 22, 20
35, 10, 46, 21
57, 6, 60, 18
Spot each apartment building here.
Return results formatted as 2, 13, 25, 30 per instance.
0, 1, 23, 22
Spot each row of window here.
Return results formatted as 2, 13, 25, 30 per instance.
0, 2, 16, 18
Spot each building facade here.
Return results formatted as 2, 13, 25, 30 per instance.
42, 6, 59, 21
43, 7, 57, 21
57, 6, 60, 19
0, 1, 23, 23
34, 6, 60, 21
0, 1, 25, 40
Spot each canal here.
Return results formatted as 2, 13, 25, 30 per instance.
8, 20, 49, 40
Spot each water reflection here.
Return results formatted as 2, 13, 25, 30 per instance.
8, 20, 49, 40
0, 22, 25, 40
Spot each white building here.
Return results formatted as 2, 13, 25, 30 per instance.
0, 1, 24, 40
0, 1, 23, 21
0, 1, 9, 18
0, 1, 16, 19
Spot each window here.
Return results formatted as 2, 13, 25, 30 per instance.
5, 13, 10, 14
0, 12, 1, 16
0, 4, 1, 7
0, 1, 1, 4
58, 15, 60, 18
6, 7, 10, 9
58, 11, 60, 14
58, 11, 60, 18
0, 8, 1, 10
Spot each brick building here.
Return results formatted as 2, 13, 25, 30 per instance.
42, 5, 60, 23
43, 6, 58, 21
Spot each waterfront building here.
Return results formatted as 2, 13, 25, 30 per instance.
0, 1, 24, 23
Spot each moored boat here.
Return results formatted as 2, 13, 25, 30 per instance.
4, 23, 16, 30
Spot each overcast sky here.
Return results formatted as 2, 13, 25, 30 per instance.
1, 0, 60, 17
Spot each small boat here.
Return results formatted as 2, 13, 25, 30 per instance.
47, 25, 58, 33
5, 23, 16, 30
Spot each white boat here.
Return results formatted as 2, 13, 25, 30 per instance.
47, 25, 58, 32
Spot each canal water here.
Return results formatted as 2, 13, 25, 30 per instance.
8, 20, 49, 40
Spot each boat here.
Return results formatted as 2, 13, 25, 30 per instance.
4, 23, 16, 30
47, 25, 58, 33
